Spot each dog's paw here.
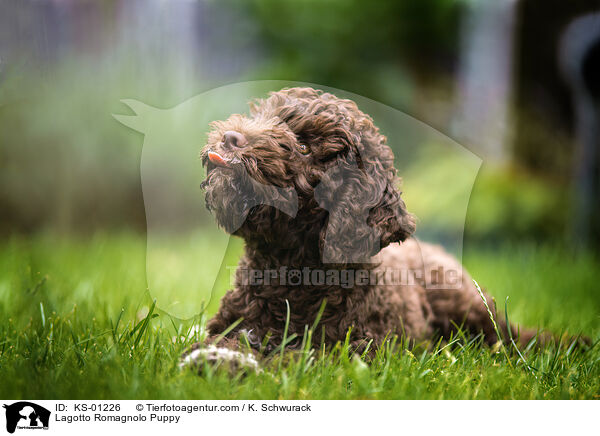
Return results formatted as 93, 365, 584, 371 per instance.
179, 344, 261, 374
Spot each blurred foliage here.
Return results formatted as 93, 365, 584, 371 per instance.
245, 0, 463, 108
402, 146, 479, 241
511, 106, 575, 179
0, 0, 595, 248
465, 165, 567, 243
0, 65, 146, 234
403, 149, 568, 245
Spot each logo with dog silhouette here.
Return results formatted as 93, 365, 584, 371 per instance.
2, 402, 50, 433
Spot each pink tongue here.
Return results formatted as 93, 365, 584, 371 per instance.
208, 151, 231, 168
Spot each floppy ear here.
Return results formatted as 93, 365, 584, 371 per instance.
314, 150, 415, 264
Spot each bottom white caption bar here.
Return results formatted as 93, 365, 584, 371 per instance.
0, 400, 595, 436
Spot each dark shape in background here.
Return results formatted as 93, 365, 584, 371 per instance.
559, 13, 600, 249
514, 0, 600, 247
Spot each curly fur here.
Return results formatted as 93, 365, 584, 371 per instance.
196, 87, 555, 358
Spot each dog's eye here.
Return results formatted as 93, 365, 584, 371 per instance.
298, 144, 310, 155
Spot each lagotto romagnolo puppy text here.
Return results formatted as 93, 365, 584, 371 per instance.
182, 87, 559, 369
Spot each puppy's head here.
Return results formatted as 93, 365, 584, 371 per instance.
201, 87, 415, 262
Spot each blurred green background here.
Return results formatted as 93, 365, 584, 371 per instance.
1, 0, 599, 246
1, 0, 599, 400
1, 0, 599, 317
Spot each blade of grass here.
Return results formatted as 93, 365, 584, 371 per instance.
212, 317, 244, 345
39, 302, 46, 329
278, 299, 291, 372
110, 308, 125, 343
133, 299, 156, 348
504, 296, 538, 375
473, 279, 513, 368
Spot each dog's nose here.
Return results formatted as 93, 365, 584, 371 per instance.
221, 131, 247, 149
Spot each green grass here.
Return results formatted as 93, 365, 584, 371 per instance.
0, 233, 598, 399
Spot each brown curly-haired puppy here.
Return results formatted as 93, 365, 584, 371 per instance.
183, 87, 555, 368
